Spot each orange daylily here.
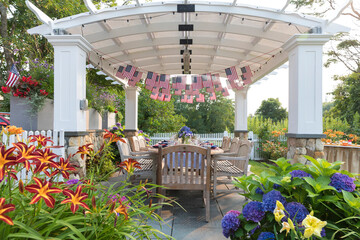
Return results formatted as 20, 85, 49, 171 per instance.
51, 156, 77, 179
76, 144, 94, 160
61, 185, 90, 213
1, 126, 24, 136
119, 159, 141, 173
25, 177, 62, 208
104, 129, 125, 144
113, 200, 128, 220
0, 198, 15, 225
32, 148, 59, 173
4, 169, 18, 181
0, 146, 17, 180
29, 135, 54, 148
13, 142, 40, 171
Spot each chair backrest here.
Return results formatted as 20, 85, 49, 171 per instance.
221, 136, 231, 150
235, 140, 253, 175
229, 137, 240, 153
157, 145, 211, 190
138, 135, 147, 149
116, 138, 131, 161
129, 136, 141, 152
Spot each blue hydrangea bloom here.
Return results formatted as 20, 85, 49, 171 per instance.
290, 170, 313, 179
262, 190, 286, 212
255, 187, 264, 195
321, 228, 326, 237
221, 210, 241, 238
273, 184, 281, 189
242, 201, 265, 222
112, 126, 118, 131
329, 173, 356, 192
257, 232, 275, 240
285, 202, 309, 223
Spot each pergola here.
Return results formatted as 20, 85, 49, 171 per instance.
26, 0, 349, 156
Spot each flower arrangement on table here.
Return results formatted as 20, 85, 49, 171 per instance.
177, 126, 193, 144
1, 59, 54, 114
0, 125, 170, 239
221, 156, 360, 239
322, 129, 360, 146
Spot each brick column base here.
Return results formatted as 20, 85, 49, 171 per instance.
287, 137, 325, 164
234, 130, 248, 140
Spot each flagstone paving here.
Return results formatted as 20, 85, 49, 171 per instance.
148, 190, 247, 240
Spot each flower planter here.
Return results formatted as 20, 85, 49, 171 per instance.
10, 96, 53, 130
102, 112, 116, 129
86, 108, 102, 130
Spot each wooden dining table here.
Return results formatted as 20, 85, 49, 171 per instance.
148, 146, 224, 155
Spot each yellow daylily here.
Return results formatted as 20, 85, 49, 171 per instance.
280, 218, 295, 236
275, 200, 285, 211
275, 211, 286, 223
273, 201, 286, 223
302, 214, 327, 238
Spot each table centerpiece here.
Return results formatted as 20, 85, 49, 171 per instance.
178, 126, 193, 144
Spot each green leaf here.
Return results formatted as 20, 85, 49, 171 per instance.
244, 222, 259, 232
235, 228, 244, 238
342, 190, 360, 210
10, 221, 45, 240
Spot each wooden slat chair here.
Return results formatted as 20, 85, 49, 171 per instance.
223, 137, 240, 153
137, 135, 151, 151
116, 139, 156, 183
212, 140, 253, 198
157, 145, 211, 222
220, 136, 231, 152
129, 136, 154, 154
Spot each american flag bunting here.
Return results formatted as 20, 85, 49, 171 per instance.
123, 65, 136, 79
6, 64, 20, 87
225, 66, 239, 82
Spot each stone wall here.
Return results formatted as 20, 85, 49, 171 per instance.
65, 130, 105, 179
287, 138, 324, 164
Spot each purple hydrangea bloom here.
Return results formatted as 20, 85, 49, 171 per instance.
321, 228, 326, 237
290, 170, 313, 179
250, 225, 260, 235
285, 202, 309, 223
257, 232, 275, 240
262, 190, 286, 212
242, 201, 265, 222
112, 126, 119, 131
116, 122, 121, 127
221, 210, 241, 238
273, 184, 281, 189
329, 173, 356, 192
66, 179, 81, 185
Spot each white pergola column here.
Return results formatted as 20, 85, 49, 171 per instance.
234, 88, 248, 139
124, 87, 139, 137
283, 34, 332, 162
46, 35, 92, 132
283, 34, 331, 137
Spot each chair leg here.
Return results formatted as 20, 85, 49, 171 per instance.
213, 170, 217, 198
205, 189, 210, 222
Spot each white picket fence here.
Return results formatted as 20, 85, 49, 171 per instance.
1, 130, 66, 182
148, 131, 282, 160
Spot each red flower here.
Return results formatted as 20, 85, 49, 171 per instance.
29, 134, 54, 147
39, 89, 48, 96
104, 129, 124, 144
61, 185, 90, 213
32, 148, 59, 174
113, 199, 128, 220
119, 159, 141, 173
0, 146, 17, 181
25, 177, 62, 208
51, 156, 76, 179
114, 111, 118, 113
76, 144, 93, 160
1, 86, 11, 94
0, 198, 15, 225
13, 142, 40, 171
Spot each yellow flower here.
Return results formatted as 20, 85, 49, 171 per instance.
275, 200, 285, 211
302, 214, 327, 238
273, 201, 285, 222
281, 176, 291, 183
274, 211, 286, 223
280, 219, 294, 236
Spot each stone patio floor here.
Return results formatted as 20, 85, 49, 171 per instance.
148, 189, 247, 240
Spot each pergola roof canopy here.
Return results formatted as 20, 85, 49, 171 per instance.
27, 0, 350, 87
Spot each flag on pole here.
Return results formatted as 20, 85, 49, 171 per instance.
209, 92, 217, 101
123, 65, 136, 79
6, 65, 20, 87
115, 65, 125, 78
225, 66, 239, 82
164, 94, 172, 102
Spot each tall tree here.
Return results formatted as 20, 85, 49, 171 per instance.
255, 98, 287, 122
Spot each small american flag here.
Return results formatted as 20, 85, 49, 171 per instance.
116, 66, 125, 78
157, 92, 165, 101
162, 88, 171, 95
131, 71, 143, 83
159, 74, 170, 89
151, 86, 159, 94
146, 72, 157, 87
186, 95, 193, 104
209, 92, 217, 101
164, 94, 172, 102
225, 66, 239, 82
221, 87, 230, 97
195, 94, 205, 103
6, 65, 20, 87
123, 65, 136, 79
185, 84, 192, 95
174, 89, 182, 95
180, 95, 187, 103
241, 66, 253, 85
191, 75, 202, 90
201, 74, 212, 88
150, 92, 158, 100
